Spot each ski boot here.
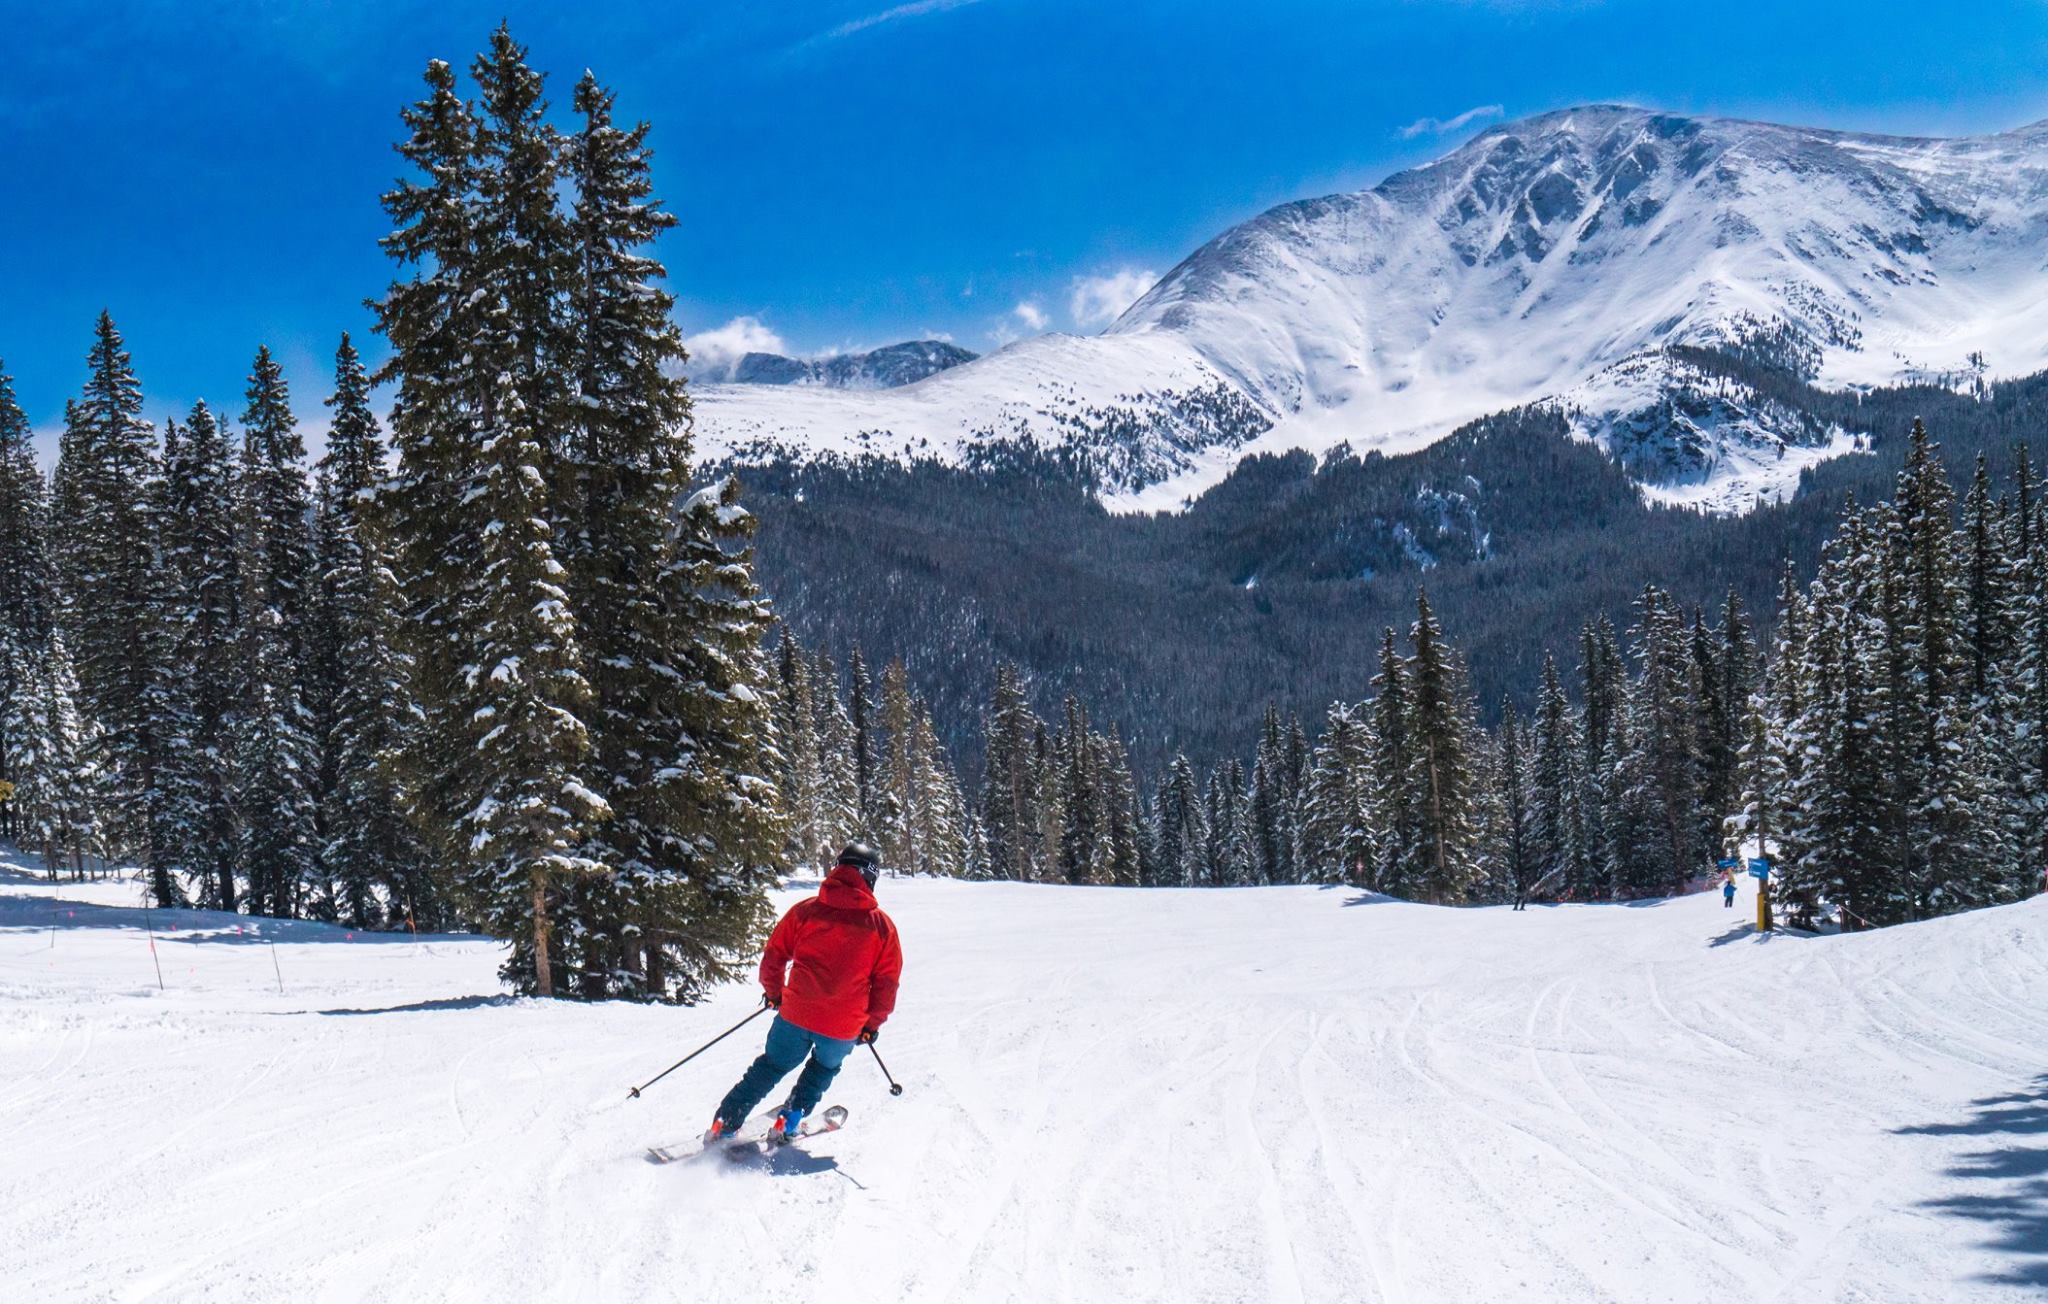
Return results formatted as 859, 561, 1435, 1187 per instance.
768, 1105, 806, 1146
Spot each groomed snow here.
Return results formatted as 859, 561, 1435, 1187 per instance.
4, 847, 2045, 1302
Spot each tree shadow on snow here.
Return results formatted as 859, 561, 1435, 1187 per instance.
315, 995, 520, 1016
0, 889, 466, 948
1895, 1075, 2048, 1288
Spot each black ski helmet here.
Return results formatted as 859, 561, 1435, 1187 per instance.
837, 842, 881, 889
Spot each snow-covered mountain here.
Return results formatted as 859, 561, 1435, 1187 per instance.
727, 339, 977, 390
694, 105, 2048, 512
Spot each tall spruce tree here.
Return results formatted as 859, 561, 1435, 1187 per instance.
1404, 592, 1481, 903
0, 362, 53, 829
317, 336, 428, 928
53, 313, 160, 859
151, 401, 242, 908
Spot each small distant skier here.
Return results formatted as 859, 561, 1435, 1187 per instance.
1722, 871, 1738, 908
708, 843, 903, 1145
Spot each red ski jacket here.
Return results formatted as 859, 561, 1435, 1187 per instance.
760, 864, 903, 1042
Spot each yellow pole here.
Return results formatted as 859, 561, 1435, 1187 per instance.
1756, 875, 1772, 932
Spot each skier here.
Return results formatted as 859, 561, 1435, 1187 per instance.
1722, 871, 1737, 908
708, 843, 903, 1145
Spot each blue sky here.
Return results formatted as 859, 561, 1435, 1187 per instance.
4, 0, 2048, 453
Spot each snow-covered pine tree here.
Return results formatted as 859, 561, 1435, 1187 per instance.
1528, 655, 1586, 896
374, 55, 489, 885
1778, 506, 1896, 926
1150, 754, 1205, 886
2013, 527, 2048, 879
1369, 628, 1415, 896
1248, 705, 1290, 884
811, 648, 861, 853
146, 402, 243, 908
847, 647, 881, 836
0, 361, 53, 837
633, 475, 782, 997
1612, 588, 1706, 897
1100, 726, 1144, 886
458, 375, 609, 997
1053, 695, 1105, 884
234, 348, 326, 915
1961, 453, 2013, 704
559, 68, 782, 997
232, 608, 321, 918
5, 632, 101, 875
877, 659, 916, 871
52, 313, 161, 860
238, 346, 317, 659
910, 706, 970, 877
980, 662, 1042, 881
1489, 699, 1539, 906
1298, 701, 1376, 885
771, 629, 826, 867
1731, 565, 1803, 895
1404, 592, 1481, 904
1575, 616, 1627, 900
1030, 720, 1066, 885
1281, 714, 1309, 884
140, 416, 193, 908
1885, 420, 2011, 917
316, 336, 428, 929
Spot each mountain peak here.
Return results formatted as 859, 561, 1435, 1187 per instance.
697, 105, 2048, 514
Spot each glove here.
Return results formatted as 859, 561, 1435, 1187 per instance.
763, 992, 781, 1009
857, 1025, 879, 1045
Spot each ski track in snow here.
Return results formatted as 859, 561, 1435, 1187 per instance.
4, 848, 2047, 1303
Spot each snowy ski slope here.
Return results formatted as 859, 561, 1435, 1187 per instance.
3, 848, 2045, 1302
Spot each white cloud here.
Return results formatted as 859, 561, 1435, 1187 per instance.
683, 315, 789, 380
1068, 267, 1159, 330
807, 0, 983, 46
1012, 300, 1049, 332
1399, 103, 1505, 139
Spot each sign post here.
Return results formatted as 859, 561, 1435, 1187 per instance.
1748, 857, 1773, 932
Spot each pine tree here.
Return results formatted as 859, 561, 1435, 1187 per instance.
1576, 616, 1627, 900
1150, 754, 1205, 886
459, 381, 609, 996
5, 632, 101, 875
1203, 759, 1253, 886
150, 401, 242, 909
1612, 588, 1706, 896
1528, 655, 1586, 895
0, 361, 53, 834
1248, 705, 1290, 884
811, 648, 860, 854
980, 663, 1042, 881
772, 629, 826, 866
233, 609, 321, 917
376, 50, 493, 894
52, 313, 160, 859
1298, 701, 1376, 885
1369, 628, 1416, 895
1490, 699, 1541, 906
1100, 727, 1144, 886
317, 337, 428, 929
238, 346, 318, 654
848, 647, 881, 836
1404, 592, 1481, 903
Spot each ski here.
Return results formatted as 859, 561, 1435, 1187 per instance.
647, 1105, 847, 1165
724, 1104, 851, 1160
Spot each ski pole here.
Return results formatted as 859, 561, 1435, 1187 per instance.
627, 1002, 772, 1100
867, 1041, 904, 1096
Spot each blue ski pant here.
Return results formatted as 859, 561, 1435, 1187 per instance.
715, 1015, 855, 1124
